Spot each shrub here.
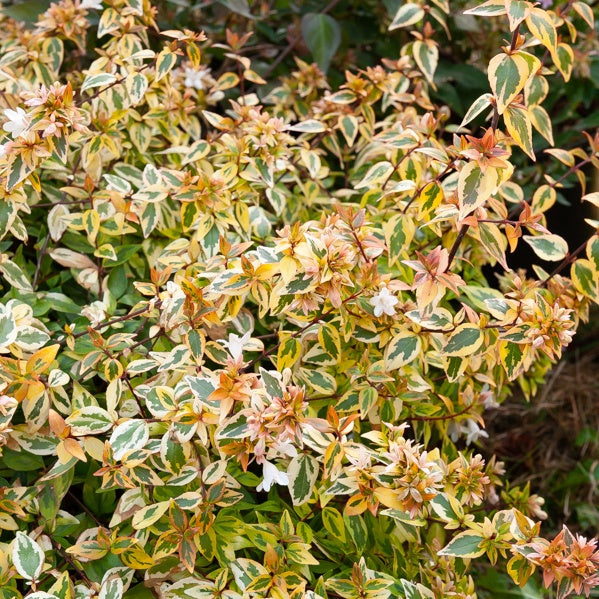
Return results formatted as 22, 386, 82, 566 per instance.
0, 1, 598, 598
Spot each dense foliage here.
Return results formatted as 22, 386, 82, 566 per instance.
0, 0, 598, 598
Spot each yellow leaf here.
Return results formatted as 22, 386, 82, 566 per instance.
504, 105, 535, 160
525, 8, 557, 58
277, 336, 302, 370
120, 545, 154, 569
26, 344, 60, 374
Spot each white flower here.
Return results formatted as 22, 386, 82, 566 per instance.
256, 460, 289, 492
448, 418, 488, 445
369, 286, 399, 317
222, 331, 251, 362
3, 107, 28, 139
81, 301, 107, 327
184, 67, 212, 91
463, 418, 488, 445
0, 143, 7, 160
271, 441, 298, 459
80, 0, 103, 9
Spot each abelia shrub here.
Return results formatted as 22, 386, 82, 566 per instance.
0, 1, 597, 598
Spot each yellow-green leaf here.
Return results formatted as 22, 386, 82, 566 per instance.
458, 162, 499, 219
504, 104, 535, 160
506, 0, 530, 31
12, 531, 44, 580
155, 48, 177, 82
384, 331, 421, 370
529, 104, 553, 146
526, 8, 557, 57
572, 1, 594, 28
554, 43, 574, 82
318, 323, 341, 358
488, 51, 540, 114
499, 340, 526, 380
418, 181, 444, 220
132, 501, 170, 529
413, 40, 439, 86
442, 324, 484, 357
287, 454, 319, 506
277, 336, 302, 370
389, 3, 424, 30
384, 213, 416, 266
463, 0, 506, 17
439, 531, 485, 558
355, 161, 394, 189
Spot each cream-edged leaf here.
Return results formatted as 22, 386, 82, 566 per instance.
12, 531, 45, 580
488, 51, 540, 114
523, 234, 568, 261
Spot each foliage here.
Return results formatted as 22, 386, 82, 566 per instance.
0, 1, 597, 599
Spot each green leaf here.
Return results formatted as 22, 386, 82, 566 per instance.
301, 13, 341, 73
287, 454, 318, 505
12, 531, 45, 580
2, 0, 51, 22
217, 0, 254, 19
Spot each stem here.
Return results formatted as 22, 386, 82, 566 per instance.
49, 538, 94, 587
447, 224, 470, 269
509, 24, 521, 53
32, 234, 50, 290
